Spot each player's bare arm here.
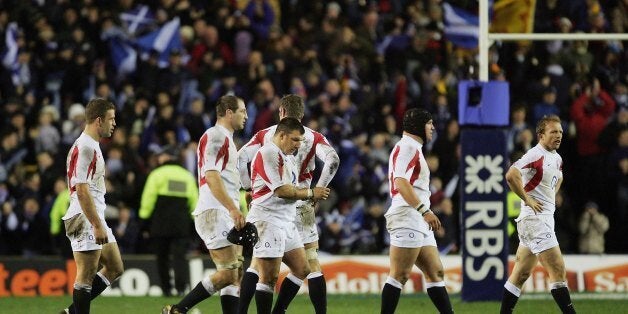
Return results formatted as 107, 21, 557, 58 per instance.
555, 177, 563, 196
314, 144, 340, 188
75, 182, 107, 244
206, 170, 245, 230
394, 177, 441, 231
275, 184, 330, 201
505, 166, 543, 213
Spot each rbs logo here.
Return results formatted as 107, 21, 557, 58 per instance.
463, 155, 506, 281
464, 155, 503, 194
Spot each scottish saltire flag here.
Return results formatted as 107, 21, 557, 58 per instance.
119, 5, 155, 36
136, 17, 183, 68
2, 22, 19, 70
109, 37, 137, 77
443, 3, 479, 49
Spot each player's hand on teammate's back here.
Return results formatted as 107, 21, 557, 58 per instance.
94, 225, 108, 244
312, 187, 330, 201
525, 197, 543, 214
230, 209, 245, 230
423, 212, 441, 231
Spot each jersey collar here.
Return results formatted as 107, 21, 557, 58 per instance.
215, 124, 234, 139
402, 134, 423, 150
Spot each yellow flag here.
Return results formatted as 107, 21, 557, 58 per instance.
490, 0, 536, 33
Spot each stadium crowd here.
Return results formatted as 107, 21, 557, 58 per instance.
0, 0, 626, 259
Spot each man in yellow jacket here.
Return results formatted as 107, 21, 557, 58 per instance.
140, 146, 198, 296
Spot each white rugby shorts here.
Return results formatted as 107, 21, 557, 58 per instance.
385, 206, 436, 248
516, 214, 559, 254
195, 208, 234, 250
253, 221, 303, 258
64, 214, 116, 252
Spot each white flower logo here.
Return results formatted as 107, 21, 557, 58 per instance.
465, 155, 503, 194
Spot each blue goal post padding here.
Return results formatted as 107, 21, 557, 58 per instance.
458, 81, 510, 127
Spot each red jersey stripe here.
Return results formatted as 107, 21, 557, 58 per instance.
278, 153, 284, 180
67, 146, 79, 193
389, 146, 401, 196
87, 150, 97, 180
299, 132, 325, 182
252, 185, 271, 200
408, 151, 420, 185
216, 137, 230, 171
197, 133, 208, 186
248, 129, 270, 146
252, 153, 271, 184
523, 156, 544, 192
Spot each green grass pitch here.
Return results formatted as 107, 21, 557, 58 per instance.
4, 294, 626, 313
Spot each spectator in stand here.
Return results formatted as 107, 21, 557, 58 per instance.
243, 0, 275, 42
361, 199, 387, 253
599, 107, 628, 152
36, 151, 62, 205
34, 106, 61, 155
0, 199, 20, 255
611, 82, 627, 110
570, 77, 616, 208
183, 97, 211, 142
533, 86, 560, 126
606, 127, 628, 253
113, 204, 139, 254
506, 105, 530, 155
61, 103, 86, 147
559, 40, 594, 82
554, 190, 579, 254
578, 201, 609, 254
433, 198, 457, 254
19, 196, 51, 257
432, 119, 459, 183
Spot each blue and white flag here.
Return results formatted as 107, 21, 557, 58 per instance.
136, 17, 183, 68
109, 37, 137, 76
443, 3, 479, 49
2, 22, 19, 70
119, 5, 155, 36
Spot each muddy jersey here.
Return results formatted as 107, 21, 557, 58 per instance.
238, 125, 337, 190
193, 124, 240, 215
63, 133, 106, 220
511, 144, 563, 219
387, 135, 430, 214
246, 142, 298, 227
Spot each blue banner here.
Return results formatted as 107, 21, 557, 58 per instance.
460, 129, 508, 301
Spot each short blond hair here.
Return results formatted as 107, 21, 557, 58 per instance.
536, 114, 561, 136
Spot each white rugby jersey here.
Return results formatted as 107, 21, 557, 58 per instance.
193, 124, 240, 215
238, 125, 337, 190
387, 135, 430, 214
63, 132, 107, 220
511, 144, 563, 219
246, 142, 298, 227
